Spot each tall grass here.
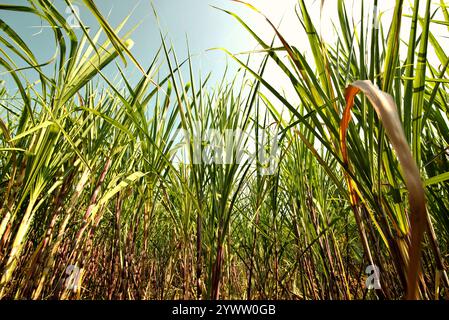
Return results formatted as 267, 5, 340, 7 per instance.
0, 0, 448, 300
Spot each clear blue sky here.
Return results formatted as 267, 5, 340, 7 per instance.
4, 1, 437, 102
0, 0, 261, 90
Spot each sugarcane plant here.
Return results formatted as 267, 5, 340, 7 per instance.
0, 0, 448, 300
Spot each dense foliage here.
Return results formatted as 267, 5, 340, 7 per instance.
0, 0, 448, 299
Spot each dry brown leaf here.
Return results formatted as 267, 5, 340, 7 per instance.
340, 80, 427, 300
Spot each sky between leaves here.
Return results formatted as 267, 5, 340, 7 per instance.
0, 0, 445, 106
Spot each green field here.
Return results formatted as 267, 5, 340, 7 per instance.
0, 0, 448, 300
